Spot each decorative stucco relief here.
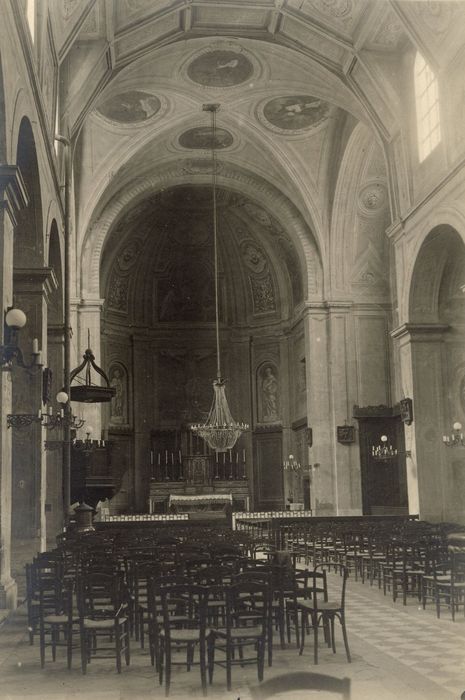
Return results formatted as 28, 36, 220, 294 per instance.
250, 275, 276, 314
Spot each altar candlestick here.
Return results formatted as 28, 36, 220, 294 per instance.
171, 452, 174, 466
165, 450, 168, 465
179, 450, 182, 463
243, 449, 246, 462
150, 450, 154, 466
32, 338, 38, 354
158, 452, 161, 465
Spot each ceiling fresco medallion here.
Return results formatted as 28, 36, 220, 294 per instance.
187, 50, 254, 87
259, 96, 330, 135
98, 91, 161, 123
179, 127, 233, 150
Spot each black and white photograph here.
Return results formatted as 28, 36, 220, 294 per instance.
0, 1, 464, 699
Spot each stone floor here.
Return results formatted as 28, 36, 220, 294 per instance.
0, 567, 464, 700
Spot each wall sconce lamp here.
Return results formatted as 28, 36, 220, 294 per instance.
41, 391, 85, 431
283, 454, 301, 472
1, 307, 43, 371
372, 435, 411, 461
7, 390, 85, 431
443, 422, 465, 447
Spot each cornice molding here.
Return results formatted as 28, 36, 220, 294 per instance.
0, 165, 29, 226
390, 322, 450, 342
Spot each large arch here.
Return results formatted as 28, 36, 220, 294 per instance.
80, 161, 323, 304
397, 225, 465, 522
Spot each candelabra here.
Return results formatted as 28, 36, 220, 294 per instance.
371, 435, 411, 461
443, 422, 465, 447
283, 454, 301, 472
7, 390, 85, 431
40, 390, 85, 431
72, 426, 107, 453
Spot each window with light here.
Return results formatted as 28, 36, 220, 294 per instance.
26, 0, 35, 42
414, 52, 441, 162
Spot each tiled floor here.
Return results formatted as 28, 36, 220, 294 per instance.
0, 568, 464, 700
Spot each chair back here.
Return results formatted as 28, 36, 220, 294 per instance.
77, 571, 126, 620
250, 671, 351, 699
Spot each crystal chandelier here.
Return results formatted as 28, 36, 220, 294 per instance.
191, 104, 248, 452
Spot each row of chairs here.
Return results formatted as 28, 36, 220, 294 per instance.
271, 519, 465, 620
25, 528, 352, 695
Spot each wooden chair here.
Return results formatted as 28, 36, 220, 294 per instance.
424, 552, 465, 620
77, 571, 130, 674
208, 581, 268, 691
299, 564, 351, 665
38, 578, 77, 669
157, 582, 208, 697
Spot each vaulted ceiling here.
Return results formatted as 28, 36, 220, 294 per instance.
47, 0, 465, 306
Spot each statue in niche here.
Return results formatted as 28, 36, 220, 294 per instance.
260, 366, 279, 422
110, 366, 127, 424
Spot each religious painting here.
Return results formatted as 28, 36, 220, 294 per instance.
263, 95, 329, 132
179, 127, 233, 150
109, 363, 129, 426
257, 363, 280, 424
98, 91, 161, 123
187, 50, 253, 87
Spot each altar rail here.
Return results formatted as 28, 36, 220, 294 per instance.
101, 513, 188, 523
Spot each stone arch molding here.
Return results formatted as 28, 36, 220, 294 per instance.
402, 203, 465, 324
81, 161, 323, 301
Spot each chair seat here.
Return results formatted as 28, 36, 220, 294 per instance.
43, 614, 78, 624
83, 617, 127, 629
159, 628, 201, 643
298, 599, 341, 612
213, 626, 263, 640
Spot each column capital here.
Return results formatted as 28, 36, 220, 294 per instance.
76, 298, 105, 312
391, 322, 449, 342
13, 267, 58, 300
0, 165, 29, 227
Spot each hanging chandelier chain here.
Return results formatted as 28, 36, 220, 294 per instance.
191, 103, 249, 452
210, 104, 221, 383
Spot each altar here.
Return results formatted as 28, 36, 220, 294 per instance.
168, 493, 232, 513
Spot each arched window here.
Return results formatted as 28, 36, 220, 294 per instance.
414, 52, 441, 162
26, 0, 35, 42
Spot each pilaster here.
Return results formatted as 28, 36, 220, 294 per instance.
391, 323, 450, 520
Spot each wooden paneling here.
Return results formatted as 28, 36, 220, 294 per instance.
253, 431, 283, 510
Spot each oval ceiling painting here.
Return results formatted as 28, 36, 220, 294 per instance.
179, 127, 233, 150
187, 50, 253, 87
263, 95, 330, 132
98, 91, 161, 123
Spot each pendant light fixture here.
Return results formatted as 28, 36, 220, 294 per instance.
191, 104, 249, 452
